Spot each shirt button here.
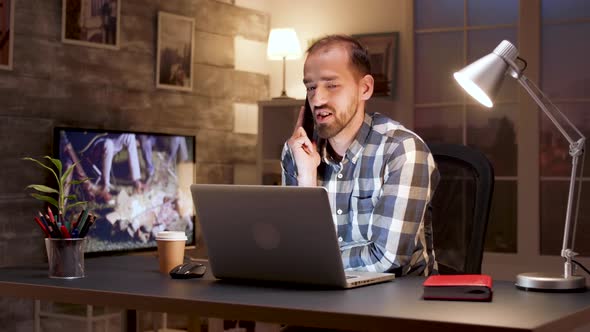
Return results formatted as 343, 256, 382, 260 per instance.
337, 173, 343, 179
337, 209, 343, 215
338, 237, 343, 242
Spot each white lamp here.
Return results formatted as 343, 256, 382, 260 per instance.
454, 40, 586, 291
267, 28, 302, 98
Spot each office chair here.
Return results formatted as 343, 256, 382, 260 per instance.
428, 143, 494, 274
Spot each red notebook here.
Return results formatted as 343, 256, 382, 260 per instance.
423, 274, 493, 301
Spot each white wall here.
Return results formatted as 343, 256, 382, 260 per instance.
236, 0, 414, 126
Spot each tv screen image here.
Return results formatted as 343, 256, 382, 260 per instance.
54, 128, 196, 253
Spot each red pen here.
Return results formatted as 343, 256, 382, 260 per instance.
47, 206, 55, 225
60, 225, 71, 238
34, 217, 51, 238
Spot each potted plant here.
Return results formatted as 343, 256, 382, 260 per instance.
24, 155, 91, 278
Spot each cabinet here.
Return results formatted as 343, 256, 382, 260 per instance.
34, 300, 122, 332
257, 99, 305, 185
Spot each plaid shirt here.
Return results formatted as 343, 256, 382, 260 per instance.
281, 112, 439, 276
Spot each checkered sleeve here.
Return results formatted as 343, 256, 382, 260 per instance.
341, 136, 437, 274
281, 143, 298, 186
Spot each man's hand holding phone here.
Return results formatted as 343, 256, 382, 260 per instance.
287, 106, 320, 187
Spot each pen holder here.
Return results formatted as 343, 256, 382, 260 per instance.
45, 238, 86, 279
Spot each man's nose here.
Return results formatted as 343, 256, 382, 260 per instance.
311, 86, 328, 107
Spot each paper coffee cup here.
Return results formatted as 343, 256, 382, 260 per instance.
156, 231, 187, 274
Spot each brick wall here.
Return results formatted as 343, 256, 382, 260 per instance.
0, 0, 268, 330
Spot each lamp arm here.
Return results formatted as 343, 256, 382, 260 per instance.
514, 73, 586, 277
515, 75, 585, 149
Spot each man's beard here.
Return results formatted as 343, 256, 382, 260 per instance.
315, 99, 359, 139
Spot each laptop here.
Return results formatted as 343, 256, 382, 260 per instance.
190, 184, 395, 288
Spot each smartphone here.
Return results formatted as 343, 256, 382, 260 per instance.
303, 98, 315, 141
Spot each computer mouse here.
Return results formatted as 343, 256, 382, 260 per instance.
169, 262, 207, 279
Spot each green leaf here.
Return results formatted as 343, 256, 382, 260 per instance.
22, 157, 52, 172
45, 156, 63, 176
71, 178, 90, 185
60, 163, 76, 185
25, 184, 58, 194
65, 201, 87, 212
23, 157, 59, 185
30, 193, 58, 210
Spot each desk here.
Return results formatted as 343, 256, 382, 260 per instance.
0, 255, 589, 332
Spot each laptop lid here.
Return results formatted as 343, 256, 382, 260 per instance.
192, 184, 395, 288
191, 184, 351, 287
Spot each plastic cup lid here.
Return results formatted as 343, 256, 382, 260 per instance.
156, 231, 187, 241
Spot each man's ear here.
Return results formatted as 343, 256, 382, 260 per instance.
359, 74, 374, 101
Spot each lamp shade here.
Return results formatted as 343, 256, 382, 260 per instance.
267, 28, 302, 60
453, 40, 519, 108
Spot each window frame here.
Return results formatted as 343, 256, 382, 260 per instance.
411, 0, 590, 279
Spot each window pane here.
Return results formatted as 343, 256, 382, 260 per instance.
415, 0, 464, 30
541, 22, 590, 99
540, 180, 590, 256
415, 32, 464, 104
415, 107, 463, 144
542, 0, 590, 22
467, 29, 518, 102
485, 180, 517, 253
540, 103, 590, 177
467, 103, 518, 176
468, 0, 519, 26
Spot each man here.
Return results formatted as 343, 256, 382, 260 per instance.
282, 35, 439, 276
87, 133, 144, 202
138, 134, 189, 182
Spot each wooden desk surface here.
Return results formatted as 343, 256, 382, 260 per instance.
1, 255, 589, 331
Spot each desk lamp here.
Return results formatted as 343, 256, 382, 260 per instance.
453, 40, 586, 291
267, 28, 302, 99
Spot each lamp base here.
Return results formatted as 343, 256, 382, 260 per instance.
272, 89, 294, 100
515, 272, 586, 292
272, 95, 295, 100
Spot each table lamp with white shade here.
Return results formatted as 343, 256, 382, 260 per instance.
267, 28, 302, 99
453, 40, 586, 291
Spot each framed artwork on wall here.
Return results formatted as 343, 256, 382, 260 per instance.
352, 32, 399, 98
0, 0, 15, 70
156, 12, 194, 92
61, 0, 120, 49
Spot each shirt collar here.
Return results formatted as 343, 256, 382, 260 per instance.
319, 112, 373, 166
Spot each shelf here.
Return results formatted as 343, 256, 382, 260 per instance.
257, 99, 305, 185
258, 98, 304, 107
263, 159, 282, 174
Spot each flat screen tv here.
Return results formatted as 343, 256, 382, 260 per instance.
53, 127, 196, 254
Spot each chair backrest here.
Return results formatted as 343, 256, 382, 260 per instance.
428, 143, 494, 274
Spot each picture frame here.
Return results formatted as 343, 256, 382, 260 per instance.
352, 32, 399, 98
61, 0, 120, 50
0, 0, 15, 70
156, 12, 195, 92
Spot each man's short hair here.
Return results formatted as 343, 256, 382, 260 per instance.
306, 34, 371, 78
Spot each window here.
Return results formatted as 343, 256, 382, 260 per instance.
539, 0, 590, 255
414, 0, 519, 253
